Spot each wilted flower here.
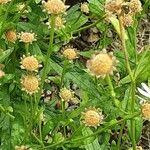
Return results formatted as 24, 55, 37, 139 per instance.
63, 47, 78, 60
5, 30, 17, 43
87, 33, 99, 43
20, 55, 40, 72
141, 103, 150, 121
42, 0, 68, 15
87, 49, 118, 78
129, 0, 142, 14
0, 70, 5, 78
21, 75, 40, 95
105, 0, 124, 16
120, 14, 133, 27
82, 107, 103, 127
59, 88, 74, 102
0, 0, 11, 4
18, 32, 36, 44
81, 2, 89, 14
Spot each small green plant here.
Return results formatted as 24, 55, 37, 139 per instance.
0, 0, 150, 150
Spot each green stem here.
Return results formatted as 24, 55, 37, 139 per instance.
40, 112, 140, 149
25, 43, 29, 55
117, 121, 125, 150
61, 99, 66, 137
118, 16, 136, 150
38, 15, 55, 101
106, 75, 127, 114
72, 15, 106, 34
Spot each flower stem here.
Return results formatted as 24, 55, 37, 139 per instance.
25, 43, 29, 55
118, 16, 136, 150
38, 15, 55, 101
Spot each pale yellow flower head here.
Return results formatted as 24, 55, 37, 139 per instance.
21, 75, 40, 95
141, 103, 150, 121
20, 55, 40, 72
5, 30, 17, 43
81, 2, 89, 14
129, 0, 142, 14
87, 49, 118, 78
82, 107, 103, 128
42, 0, 68, 15
15, 145, 32, 150
63, 47, 78, 60
0, 0, 11, 4
18, 32, 36, 44
59, 88, 74, 102
121, 14, 133, 27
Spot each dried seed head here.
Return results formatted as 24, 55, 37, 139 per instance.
81, 2, 89, 14
21, 75, 40, 95
87, 33, 99, 43
87, 50, 118, 78
82, 107, 103, 127
0, 0, 11, 4
63, 47, 78, 60
105, 0, 123, 15
42, 0, 68, 15
0, 70, 5, 78
121, 14, 133, 27
129, 0, 142, 14
20, 55, 39, 71
18, 32, 36, 44
59, 88, 74, 102
5, 30, 17, 43
141, 103, 150, 121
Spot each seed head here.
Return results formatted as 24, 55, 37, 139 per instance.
63, 47, 78, 60
21, 75, 40, 95
128, 146, 143, 150
121, 14, 133, 27
81, 2, 89, 14
82, 107, 103, 127
42, 0, 68, 15
0, 0, 11, 4
141, 103, 150, 121
0, 70, 5, 78
20, 55, 39, 72
105, 0, 123, 15
5, 30, 17, 43
18, 32, 36, 44
87, 50, 118, 78
59, 88, 74, 102
129, 0, 142, 14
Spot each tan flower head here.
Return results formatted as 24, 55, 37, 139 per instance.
82, 107, 103, 127
21, 75, 40, 95
59, 88, 74, 102
20, 55, 40, 72
141, 103, 150, 121
121, 14, 133, 27
18, 32, 36, 44
0, 70, 5, 78
0, 0, 11, 4
42, 0, 68, 15
129, 0, 142, 14
87, 50, 118, 78
105, 0, 124, 15
63, 47, 78, 60
5, 30, 17, 43
81, 2, 89, 14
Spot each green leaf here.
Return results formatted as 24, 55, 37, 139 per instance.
0, 49, 13, 63
82, 127, 102, 150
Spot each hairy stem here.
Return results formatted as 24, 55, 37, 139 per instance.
118, 16, 136, 150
